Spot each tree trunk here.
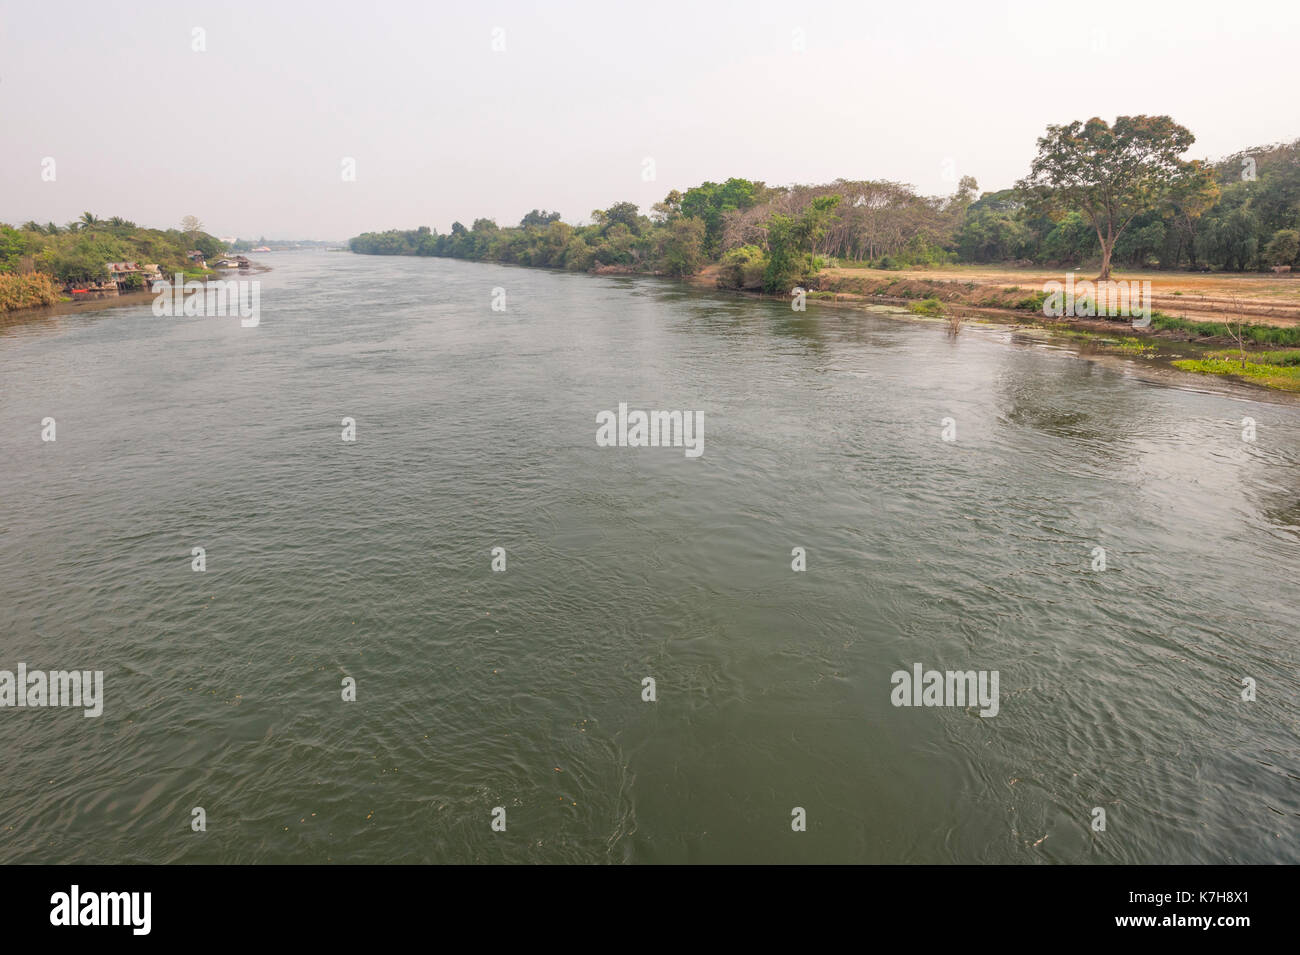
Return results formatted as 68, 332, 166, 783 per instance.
1097, 241, 1113, 281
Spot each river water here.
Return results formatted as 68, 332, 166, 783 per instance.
1, 251, 1296, 863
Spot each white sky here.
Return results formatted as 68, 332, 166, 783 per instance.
2, 0, 1296, 239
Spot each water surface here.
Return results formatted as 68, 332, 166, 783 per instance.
1, 252, 1296, 863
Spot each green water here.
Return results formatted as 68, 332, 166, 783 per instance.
1, 252, 1296, 863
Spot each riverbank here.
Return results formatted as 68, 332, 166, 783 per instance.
0, 263, 271, 328
820, 263, 1300, 327
688, 262, 1300, 393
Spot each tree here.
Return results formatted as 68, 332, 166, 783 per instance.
43, 233, 123, 285
953, 175, 979, 206
1198, 194, 1260, 271
180, 216, 203, 243
1164, 161, 1219, 269
591, 201, 643, 236
680, 178, 764, 255
651, 190, 683, 224
0, 225, 24, 272
520, 209, 561, 228
956, 191, 1033, 262
1264, 229, 1299, 267
1018, 116, 1198, 279
1041, 211, 1099, 264
762, 195, 841, 292
192, 233, 224, 260
656, 216, 706, 276
717, 244, 767, 289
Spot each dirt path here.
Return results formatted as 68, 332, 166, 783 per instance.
821, 265, 1300, 326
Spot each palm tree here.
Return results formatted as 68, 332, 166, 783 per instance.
79, 212, 100, 230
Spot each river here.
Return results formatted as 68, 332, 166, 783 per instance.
1, 251, 1296, 863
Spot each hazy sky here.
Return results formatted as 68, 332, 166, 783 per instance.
3, 0, 1296, 240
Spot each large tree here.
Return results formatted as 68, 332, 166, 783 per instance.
1164, 160, 1219, 269
1018, 116, 1197, 279
180, 215, 203, 244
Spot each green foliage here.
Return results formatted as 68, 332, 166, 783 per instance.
0, 225, 25, 272
762, 195, 841, 292
1217, 348, 1300, 366
1172, 356, 1300, 391
1150, 312, 1300, 345
1, 215, 220, 300
656, 216, 707, 277
42, 235, 122, 284
347, 128, 1300, 285
1041, 211, 1100, 265
956, 191, 1034, 262
908, 297, 945, 317
716, 245, 767, 289
192, 233, 225, 261
520, 209, 562, 228
1264, 229, 1299, 266
353, 197, 711, 277
1114, 219, 1166, 266
591, 201, 645, 237
1017, 115, 1199, 276
880, 234, 955, 269
680, 178, 764, 255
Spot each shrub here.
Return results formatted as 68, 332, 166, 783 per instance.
0, 272, 61, 311
717, 245, 767, 290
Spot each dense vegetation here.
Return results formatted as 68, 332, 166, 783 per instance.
351, 118, 1300, 285
350, 178, 964, 292
0, 214, 223, 310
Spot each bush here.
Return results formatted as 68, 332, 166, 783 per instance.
717, 245, 767, 290
0, 272, 61, 311
908, 297, 945, 317
1264, 229, 1300, 268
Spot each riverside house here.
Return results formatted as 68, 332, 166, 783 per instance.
106, 262, 163, 290
67, 262, 163, 298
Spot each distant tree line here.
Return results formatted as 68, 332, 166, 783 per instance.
350, 118, 1299, 285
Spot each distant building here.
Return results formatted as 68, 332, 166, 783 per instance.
185, 250, 207, 267
105, 261, 163, 290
